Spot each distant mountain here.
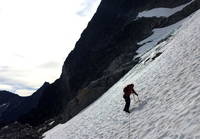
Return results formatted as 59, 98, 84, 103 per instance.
1, 0, 200, 138
0, 82, 49, 127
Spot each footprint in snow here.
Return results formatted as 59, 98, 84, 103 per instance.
130, 100, 147, 112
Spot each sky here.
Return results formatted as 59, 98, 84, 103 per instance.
0, 0, 101, 96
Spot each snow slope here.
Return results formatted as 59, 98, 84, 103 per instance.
44, 9, 200, 139
138, 0, 194, 18
136, 17, 186, 57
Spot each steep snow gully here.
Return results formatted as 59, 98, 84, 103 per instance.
44, 10, 200, 139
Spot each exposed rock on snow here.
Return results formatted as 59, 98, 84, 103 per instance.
138, 0, 194, 18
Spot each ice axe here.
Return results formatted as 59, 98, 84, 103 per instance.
133, 94, 140, 103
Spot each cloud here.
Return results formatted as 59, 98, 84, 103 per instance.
15, 89, 35, 97
0, 76, 35, 90
38, 61, 60, 69
77, 0, 100, 16
0, 84, 13, 91
0, 83, 34, 97
0, 66, 9, 72
0, 76, 36, 96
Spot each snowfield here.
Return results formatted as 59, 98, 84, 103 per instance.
136, 17, 186, 57
137, 0, 194, 18
44, 9, 200, 139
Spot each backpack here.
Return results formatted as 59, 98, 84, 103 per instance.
123, 86, 129, 94
123, 85, 131, 97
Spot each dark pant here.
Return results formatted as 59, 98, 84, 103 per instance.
123, 95, 130, 111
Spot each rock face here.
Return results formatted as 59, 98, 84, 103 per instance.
1, 0, 200, 138
0, 122, 42, 139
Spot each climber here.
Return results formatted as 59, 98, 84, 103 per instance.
123, 83, 139, 113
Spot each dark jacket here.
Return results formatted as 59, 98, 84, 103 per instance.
123, 84, 138, 97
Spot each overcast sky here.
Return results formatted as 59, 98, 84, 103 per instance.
0, 0, 101, 96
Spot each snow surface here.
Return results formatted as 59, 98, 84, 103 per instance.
136, 17, 186, 57
138, 0, 194, 18
44, 9, 200, 139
